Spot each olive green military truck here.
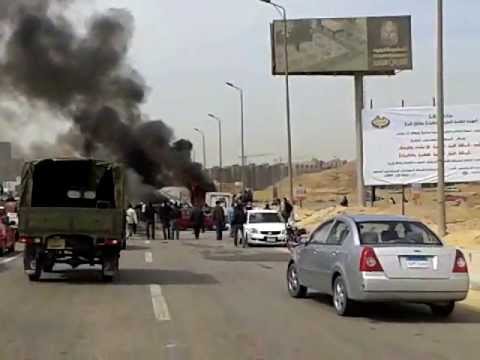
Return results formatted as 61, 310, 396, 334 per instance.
19, 159, 126, 282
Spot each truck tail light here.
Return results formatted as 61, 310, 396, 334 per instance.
453, 250, 468, 273
105, 239, 120, 246
19, 236, 33, 245
359, 246, 384, 272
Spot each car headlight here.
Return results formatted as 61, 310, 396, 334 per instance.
281, 229, 286, 235
249, 228, 259, 234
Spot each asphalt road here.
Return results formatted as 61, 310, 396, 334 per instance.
1, 232, 480, 360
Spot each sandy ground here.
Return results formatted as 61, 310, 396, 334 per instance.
256, 163, 480, 250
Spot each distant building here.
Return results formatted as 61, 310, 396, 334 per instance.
207, 158, 345, 191
0, 142, 24, 183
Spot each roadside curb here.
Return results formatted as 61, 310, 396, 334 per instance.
471, 278, 480, 291
462, 248, 480, 290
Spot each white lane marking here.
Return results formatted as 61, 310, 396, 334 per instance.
145, 240, 151, 245
150, 285, 171, 321
145, 251, 153, 263
0, 253, 21, 265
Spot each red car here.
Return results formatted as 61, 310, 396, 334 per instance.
0, 216, 16, 256
177, 207, 214, 231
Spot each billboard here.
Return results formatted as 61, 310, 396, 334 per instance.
271, 16, 412, 75
363, 105, 480, 186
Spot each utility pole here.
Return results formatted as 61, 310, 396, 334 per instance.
354, 74, 366, 206
436, 0, 447, 236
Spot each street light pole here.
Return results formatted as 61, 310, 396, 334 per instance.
208, 113, 223, 191
194, 128, 207, 170
226, 82, 246, 191
436, 0, 447, 236
260, 0, 294, 204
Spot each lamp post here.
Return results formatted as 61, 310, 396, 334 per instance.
208, 113, 223, 191
226, 81, 246, 191
259, 0, 294, 204
194, 128, 207, 170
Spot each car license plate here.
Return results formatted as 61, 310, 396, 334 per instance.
48, 238, 65, 250
405, 256, 430, 269
267, 237, 277, 243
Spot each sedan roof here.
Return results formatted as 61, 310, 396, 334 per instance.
247, 209, 280, 214
340, 214, 417, 223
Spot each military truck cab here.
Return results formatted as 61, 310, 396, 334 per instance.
19, 159, 126, 282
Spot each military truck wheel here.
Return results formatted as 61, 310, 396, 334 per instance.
42, 254, 55, 272
101, 254, 119, 282
43, 262, 55, 273
25, 245, 43, 281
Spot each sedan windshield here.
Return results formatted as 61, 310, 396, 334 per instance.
249, 212, 283, 224
356, 221, 442, 246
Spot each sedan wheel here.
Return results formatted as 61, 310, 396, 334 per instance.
430, 301, 455, 317
333, 276, 354, 316
287, 263, 307, 298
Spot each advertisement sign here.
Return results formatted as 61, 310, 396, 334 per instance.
271, 16, 412, 75
295, 185, 307, 200
363, 105, 480, 185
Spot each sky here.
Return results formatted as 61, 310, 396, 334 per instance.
66, 0, 480, 166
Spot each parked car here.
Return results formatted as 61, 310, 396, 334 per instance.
0, 214, 16, 256
176, 206, 215, 231
244, 210, 287, 246
287, 214, 469, 317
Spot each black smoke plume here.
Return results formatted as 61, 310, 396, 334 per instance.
0, 0, 215, 193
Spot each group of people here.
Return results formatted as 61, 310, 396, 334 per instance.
124, 194, 295, 246
126, 201, 182, 240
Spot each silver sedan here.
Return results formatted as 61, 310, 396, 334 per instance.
287, 214, 470, 316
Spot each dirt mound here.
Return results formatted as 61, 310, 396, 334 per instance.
255, 162, 356, 203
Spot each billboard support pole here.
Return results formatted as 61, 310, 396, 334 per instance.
436, 0, 447, 236
354, 74, 366, 206
401, 100, 406, 216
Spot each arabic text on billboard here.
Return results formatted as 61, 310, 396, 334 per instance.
271, 16, 412, 75
363, 105, 480, 186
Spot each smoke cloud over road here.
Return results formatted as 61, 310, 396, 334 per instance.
0, 0, 214, 193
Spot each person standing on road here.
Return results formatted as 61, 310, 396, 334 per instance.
159, 201, 171, 240
282, 197, 293, 223
169, 203, 181, 240
212, 201, 226, 241
227, 203, 235, 238
126, 203, 138, 239
190, 205, 204, 240
232, 202, 246, 247
145, 202, 156, 240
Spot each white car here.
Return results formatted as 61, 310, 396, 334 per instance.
244, 210, 287, 245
